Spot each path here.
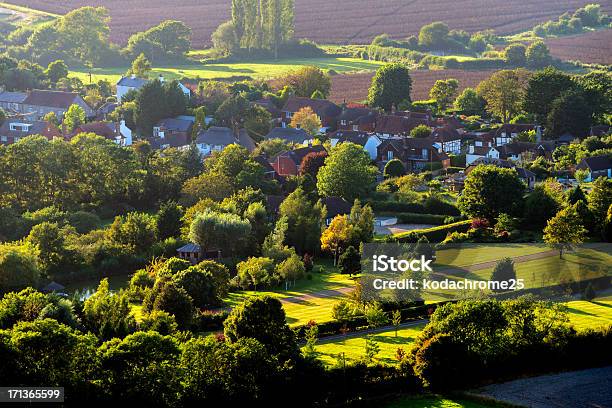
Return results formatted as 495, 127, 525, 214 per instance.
471, 365, 612, 408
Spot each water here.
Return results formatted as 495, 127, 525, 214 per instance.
63, 274, 131, 300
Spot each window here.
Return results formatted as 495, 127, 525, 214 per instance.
422, 148, 428, 159
0, 136, 7, 142
340, 120, 347, 125
285, 111, 293, 118
387, 151, 393, 161
353, 125, 359, 131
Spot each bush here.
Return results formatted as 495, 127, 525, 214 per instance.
393, 220, 472, 243
394, 213, 454, 225
449, 155, 466, 168
423, 162, 443, 171
384, 159, 405, 178
367, 200, 460, 216
67, 211, 101, 234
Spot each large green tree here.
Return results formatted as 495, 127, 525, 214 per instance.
279, 188, 324, 254
367, 63, 412, 111
523, 67, 574, 121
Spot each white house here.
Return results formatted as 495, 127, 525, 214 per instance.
431, 127, 462, 155
116, 75, 191, 102
466, 145, 500, 165
329, 130, 381, 160
195, 126, 255, 156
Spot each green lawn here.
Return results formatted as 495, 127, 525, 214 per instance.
69, 56, 384, 84
384, 395, 502, 408
309, 324, 425, 366
567, 296, 612, 331
0, 2, 57, 27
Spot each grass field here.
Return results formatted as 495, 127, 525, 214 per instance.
69, 57, 385, 84
0, 1, 56, 26
384, 395, 502, 408
567, 296, 612, 330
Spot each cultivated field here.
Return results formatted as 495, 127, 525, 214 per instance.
330, 69, 497, 104
546, 28, 612, 65
5, 0, 612, 46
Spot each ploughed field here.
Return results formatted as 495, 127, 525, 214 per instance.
5, 0, 612, 46
546, 28, 612, 65
330, 69, 497, 104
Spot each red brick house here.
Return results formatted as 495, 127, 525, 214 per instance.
270, 144, 327, 176
281, 97, 342, 129
376, 138, 450, 172
337, 107, 378, 132
374, 112, 434, 137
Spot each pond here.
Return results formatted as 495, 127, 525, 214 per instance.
62, 274, 131, 300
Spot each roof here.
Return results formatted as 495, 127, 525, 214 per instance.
97, 101, 117, 115
590, 125, 611, 137
466, 158, 534, 180
470, 146, 498, 156
338, 107, 377, 123
22, 90, 83, 110
329, 130, 372, 146
498, 141, 537, 157
117, 76, 148, 88
265, 127, 311, 144
42, 281, 65, 292
515, 167, 536, 179
275, 144, 327, 166
75, 122, 116, 139
0, 91, 27, 104
321, 197, 352, 219
431, 126, 461, 142
254, 155, 276, 173
494, 124, 535, 136
195, 126, 236, 146
577, 155, 612, 172
375, 115, 431, 135
237, 129, 256, 152
558, 133, 576, 143
177, 243, 201, 253
156, 117, 194, 132
253, 98, 282, 118
282, 97, 341, 118
0, 120, 61, 140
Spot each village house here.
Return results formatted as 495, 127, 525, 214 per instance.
176, 243, 221, 265
0, 90, 93, 120
493, 124, 539, 146
321, 196, 353, 225
270, 144, 327, 177
281, 97, 342, 130
466, 144, 501, 165
194, 126, 256, 156
253, 98, 282, 122
150, 116, 195, 149
376, 138, 450, 172
466, 157, 536, 188
337, 106, 378, 132
431, 126, 463, 155
0, 119, 61, 145
72, 120, 133, 146
576, 156, 612, 182
328, 130, 381, 160
374, 111, 433, 137
265, 127, 313, 145
116, 75, 191, 102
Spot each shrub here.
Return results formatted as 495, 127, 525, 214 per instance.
67, 211, 101, 234
383, 159, 405, 178
393, 220, 472, 243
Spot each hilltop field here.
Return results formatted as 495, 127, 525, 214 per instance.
5, 0, 612, 46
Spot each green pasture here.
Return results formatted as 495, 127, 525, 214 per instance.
69, 57, 384, 84
566, 295, 612, 330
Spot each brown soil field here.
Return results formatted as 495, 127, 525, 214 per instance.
6, 0, 612, 47
330, 69, 497, 104
546, 29, 612, 65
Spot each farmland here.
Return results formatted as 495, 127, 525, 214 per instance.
68, 57, 384, 84
546, 28, 612, 65
5, 0, 612, 47
330, 69, 497, 104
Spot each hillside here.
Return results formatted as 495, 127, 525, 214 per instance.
546, 28, 612, 65
5, 0, 612, 47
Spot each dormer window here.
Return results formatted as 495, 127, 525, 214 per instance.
9, 123, 31, 132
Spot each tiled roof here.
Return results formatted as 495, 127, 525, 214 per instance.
265, 127, 310, 144
282, 97, 341, 117
0, 91, 27, 104
329, 130, 371, 146
577, 155, 612, 172
432, 126, 461, 142
321, 197, 352, 219
156, 117, 194, 132
75, 122, 117, 139
117, 76, 148, 88
195, 126, 235, 146
375, 115, 431, 134
0, 120, 60, 140
177, 243, 201, 253
494, 124, 535, 136
22, 90, 82, 109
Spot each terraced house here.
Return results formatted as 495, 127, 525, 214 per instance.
0, 89, 94, 120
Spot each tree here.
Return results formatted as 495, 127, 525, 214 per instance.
574, 71, 612, 123
410, 124, 432, 139
588, 177, 612, 229
429, 79, 459, 112
237, 257, 274, 290
45, 60, 68, 83
83, 279, 136, 339
504, 43, 527, 66
276, 253, 305, 288
365, 302, 389, 328
224, 295, 299, 360
457, 165, 525, 220
490, 258, 516, 292
546, 89, 593, 138
477, 69, 530, 123
290, 106, 321, 136
321, 215, 354, 265
568, 185, 587, 204
526, 41, 552, 69
338, 245, 360, 276
244, 105, 272, 141
384, 159, 405, 178
281, 66, 330, 98
129, 53, 152, 78
156, 201, 183, 240
0, 244, 40, 293
317, 142, 377, 200
522, 184, 563, 230
349, 199, 375, 244
583, 282, 596, 301
303, 323, 319, 357
63, 104, 86, 133
364, 336, 380, 363
189, 209, 251, 255
392, 309, 402, 337
107, 212, 157, 253
418, 21, 450, 49
279, 188, 324, 255
144, 280, 194, 329
544, 204, 587, 258
331, 300, 353, 323
454, 88, 486, 115
212, 20, 238, 55
134, 79, 166, 134
26, 222, 73, 277
523, 67, 574, 121
368, 63, 412, 111
300, 150, 327, 178
172, 262, 229, 308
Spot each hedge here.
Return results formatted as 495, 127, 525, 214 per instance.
392, 220, 472, 243
367, 200, 461, 216
449, 154, 466, 168
391, 212, 454, 225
